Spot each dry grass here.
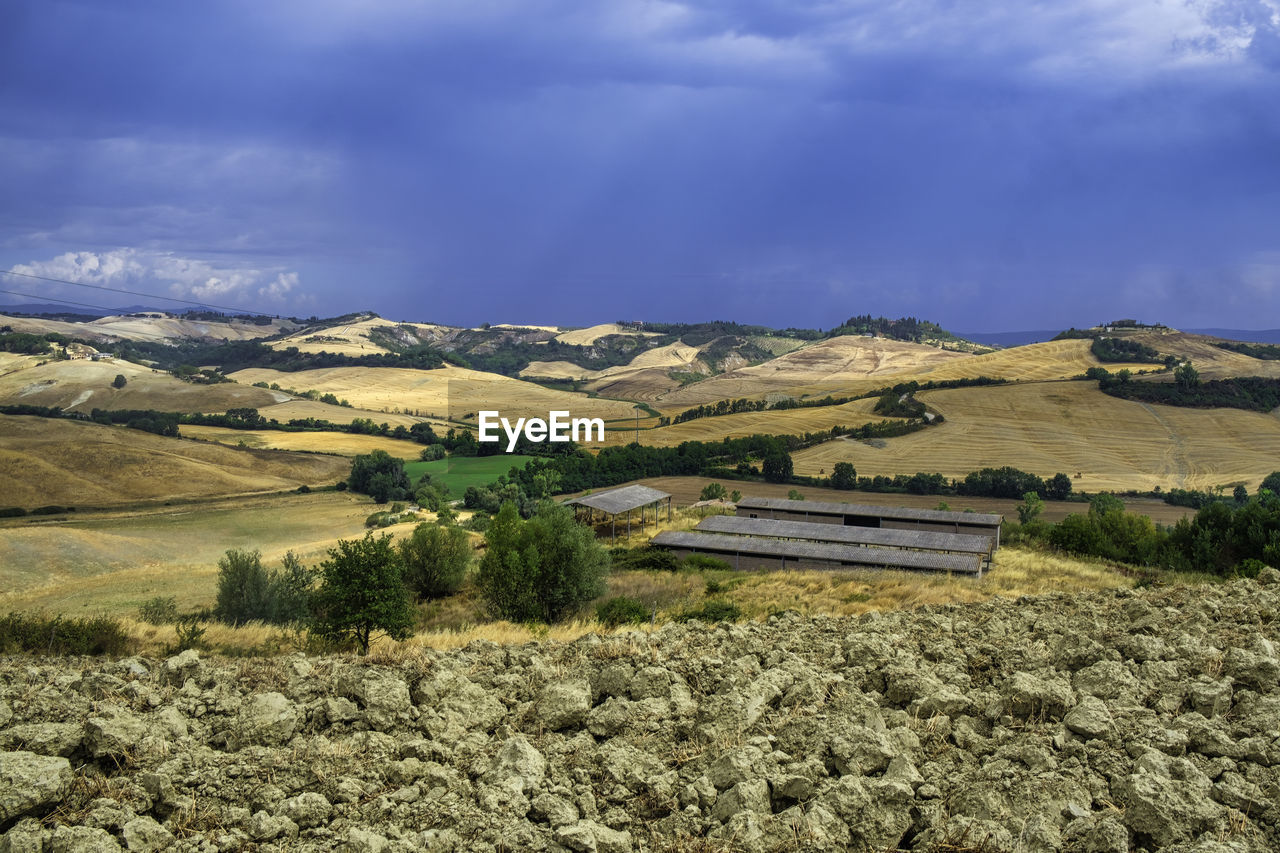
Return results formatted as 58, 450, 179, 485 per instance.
253, 399, 441, 428
552, 323, 661, 347
0, 415, 348, 508
616, 398, 885, 448
791, 380, 1280, 493
0, 312, 292, 344
229, 364, 642, 423
0, 492, 397, 614
266, 316, 454, 356
0, 356, 284, 413
182, 425, 428, 458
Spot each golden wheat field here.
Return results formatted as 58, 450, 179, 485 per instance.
592, 397, 888, 448
0, 354, 287, 412
0, 415, 348, 507
266, 316, 457, 355
183, 424, 429, 458
522, 341, 703, 381
229, 364, 646, 422
791, 380, 1280, 493
0, 492, 416, 615
551, 323, 660, 346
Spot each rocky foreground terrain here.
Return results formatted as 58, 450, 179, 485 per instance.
3, 574, 1280, 853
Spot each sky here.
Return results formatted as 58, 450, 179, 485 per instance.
2, 0, 1279, 332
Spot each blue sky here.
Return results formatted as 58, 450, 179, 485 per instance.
2, 0, 1279, 331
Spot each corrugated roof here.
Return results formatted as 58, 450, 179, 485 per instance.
565, 484, 671, 515
651, 530, 981, 574
735, 496, 1002, 527
696, 514, 994, 555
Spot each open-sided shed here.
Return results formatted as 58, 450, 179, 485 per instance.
565, 484, 673, 544
695, 514, 995, 560
735, 496, 1003, 547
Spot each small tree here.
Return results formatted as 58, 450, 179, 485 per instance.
762, 450, 793, 484
477, 502, 608, 623
112, 374, 127, 389
1016, 491, 1044, 525
1259, 472, 1280, 496
787, 488, 806, 501
830, 462, 857, 490
699, 482, 728, 501
1175, 361, 1200, 389
348, 450, 412, 503
312, 533, 415, 654
215, 549, 273, 626
729, 489, 742, 503
399, 522, 471, 600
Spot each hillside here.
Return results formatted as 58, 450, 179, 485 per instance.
0, 415, 347, 507
0, 353, 285, 413
792, 381, 1280, 492
1, 311, 295, 343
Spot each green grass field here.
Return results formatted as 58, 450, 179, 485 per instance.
405, 454, 537, 494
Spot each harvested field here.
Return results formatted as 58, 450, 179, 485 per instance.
5, 575, 1279, 851
552, 324, 659, 346
596, 398, 887, 448
0, 492, 402, 614
791, 381, 1280, 493
267, 317, 455, 356
0, 415, 348, 508
0, 356, 284, 413
182, 425, 429, 459
228, 365, 643, 423
254, 399, 444, 428
656, 336, 973, 408
600, 476, 1196, 526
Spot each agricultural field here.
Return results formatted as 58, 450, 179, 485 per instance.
404, 454, 537, 493
0, 491, 406, 615
0, 353, 286, 413
595, 397, 887, 448
0, 415, 348, 507
552, 323, 660, 346
229, 364, 646, 424
266, 315, 455, 355
791, 380, 1280, 493
0, 311, 295, 343
182, 425, 428, 459
250, 398, 446, 429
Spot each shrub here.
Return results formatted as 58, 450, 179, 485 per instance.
348, 450, 412, 503
477, 502, 609, 623
699, 482, 728, 501
596, 596, 649, 627
31, 505, 73, 515
214, 549, 313, 626
399, 522, 471, 600
682, 554, 732, 572
1235, 558, 1269, 579
0, 507, 26, 518
678, 599, 741, 623
609, 546, 679, 572
112, 374, 127, 389
0, 612, 131, 656
137, 596, 179, 625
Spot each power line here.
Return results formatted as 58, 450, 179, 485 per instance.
0, 287, 198, 342
0, 268, 266, 315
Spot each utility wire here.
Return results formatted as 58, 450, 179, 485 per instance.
0, 268, 266, 315
0, 287, 218, 343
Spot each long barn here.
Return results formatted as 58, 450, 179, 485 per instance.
735, 496, 1003, 548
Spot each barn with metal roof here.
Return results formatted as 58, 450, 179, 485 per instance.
695, 514, 995, 559
564, 484, 672, 544
735, 496, 1003, 546
650, 530, 982, 575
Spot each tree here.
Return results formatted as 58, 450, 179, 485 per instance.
787, 488, 806, 501
1234, 485, 1249, 504
312, 532, 415, 654
1016, 492, 1044, 525
1046, 473, 1073, 501
112, 374, 127, 389
419, 444, 446, 462
215, 549, 273, 626
476, 502, 609, 623
699, 482, 728, 501
1259, 471, 1280, 496
398, 522, 471, 600
1175, 361, 1200, 389
348, 450, 412, 503
830, 462, 857, 490
761, 449, 793, 484
729, 489, 742, 503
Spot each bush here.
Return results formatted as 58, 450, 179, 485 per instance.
682, 554, 732, 572
678, 599, 741, 623
0, 507, 26, 518
699, 482, 728, 501
1236, 558, 1269, 579
112, 374, 127, 389
477, 502, 609, 623
137, 596, 179, 625
399, 522, 471, 600
609, 546, 679, 572
596, 596, 649, 627
0, 612, 131, 656
31, 505, 73, 515
214, 549, 313, 626
348, 450, 412, 503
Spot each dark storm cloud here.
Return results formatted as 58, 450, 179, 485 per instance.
2, 0, 1278, 329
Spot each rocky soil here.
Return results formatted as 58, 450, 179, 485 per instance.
3, 573, 1280, 852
